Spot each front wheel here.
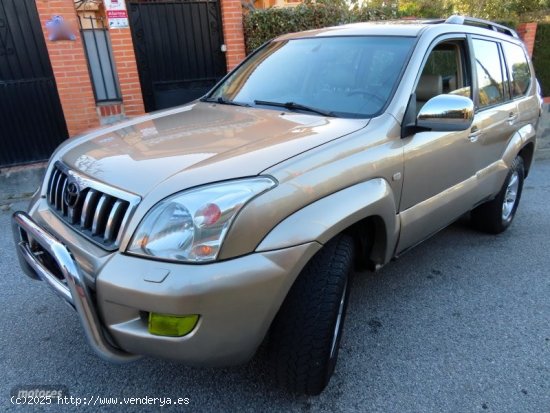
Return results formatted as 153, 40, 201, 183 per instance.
471, 156, 525, 234
269, 235, 354, 395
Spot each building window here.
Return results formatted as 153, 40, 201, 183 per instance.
77, 2, 121, 103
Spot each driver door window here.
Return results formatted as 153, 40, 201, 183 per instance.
415, 43, 471, 111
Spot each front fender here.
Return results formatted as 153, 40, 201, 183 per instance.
256, 178, 399, 264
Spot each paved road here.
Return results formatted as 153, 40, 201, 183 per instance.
1, 161, 549, 413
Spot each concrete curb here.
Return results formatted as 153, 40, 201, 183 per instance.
536, 103, 550, 160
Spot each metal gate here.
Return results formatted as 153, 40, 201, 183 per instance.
0, 0, 68, 167
128, 0, 227, 112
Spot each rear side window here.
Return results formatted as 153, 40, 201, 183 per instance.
502, 42, 531, 97
472, 39, 507, 109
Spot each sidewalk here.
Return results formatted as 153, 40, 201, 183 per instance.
536, 103, 550, 160
0, 162, 46, 212
1, 104, 550, 213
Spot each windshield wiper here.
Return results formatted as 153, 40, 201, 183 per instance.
201, 96, 250, 107
254, 100, 337, 117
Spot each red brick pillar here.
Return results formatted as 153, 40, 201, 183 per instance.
108, 25, 146, 116
517, 22, 538, 58
220, 0, 246, 71
35, 0, 99, 136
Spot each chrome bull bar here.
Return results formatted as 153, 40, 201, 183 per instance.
12, 211, 140, 363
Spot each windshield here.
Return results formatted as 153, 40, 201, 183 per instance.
208, 36, 415, 118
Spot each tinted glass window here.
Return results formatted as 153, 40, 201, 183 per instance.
210, 37, 414, 118
472, 39, 506, 108
423, 48, 460, 93
416, 42, 471, 111
502, 42, 531, 97
499, 47, 511, 100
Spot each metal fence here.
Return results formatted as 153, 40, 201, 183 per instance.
0, 0, 68, 166
78, 16, 121, 103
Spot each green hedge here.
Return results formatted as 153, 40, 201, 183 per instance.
533, 23, 550, 96
494, 19, 519, 30
243, 2, 395, 53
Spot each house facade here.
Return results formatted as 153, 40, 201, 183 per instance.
0, 0, 246, 167
0, 0, 537, 167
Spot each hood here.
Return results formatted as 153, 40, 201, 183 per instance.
60, 102, 368, 196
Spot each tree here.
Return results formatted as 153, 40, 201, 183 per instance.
398, 0, 549, 20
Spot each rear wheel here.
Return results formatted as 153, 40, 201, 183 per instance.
471, 156, 525, 234
269, 235, 354, 395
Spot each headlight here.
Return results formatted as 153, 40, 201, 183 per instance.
128, 177, 276, 262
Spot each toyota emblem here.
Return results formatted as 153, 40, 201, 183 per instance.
63, 180, 81, 208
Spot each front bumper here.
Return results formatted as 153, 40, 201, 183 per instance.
12, 211, 139, 363
12, 210, 321, 366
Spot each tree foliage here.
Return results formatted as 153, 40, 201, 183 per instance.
533, 23, 550, 96
243, 0, 395, 53
397, 0, 549, 21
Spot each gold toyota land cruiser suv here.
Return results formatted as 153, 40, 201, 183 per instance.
13, 16, 542, 395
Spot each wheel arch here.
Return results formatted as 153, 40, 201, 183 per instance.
502, 123, 537, 177
256, 178, 399, 267
518, 141, 535, 178
343, 214, 387, 271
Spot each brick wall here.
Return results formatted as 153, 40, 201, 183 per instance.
517, 22, 538, 58
35, 0, 99, 136
35, 0, 244, 138
35, 0, 145, 137
220, 0, 246, 71
108, 27, 145, 117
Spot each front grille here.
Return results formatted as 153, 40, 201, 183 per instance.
47, 163, 136, 250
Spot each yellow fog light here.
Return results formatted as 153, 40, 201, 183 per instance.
148, 313, 199, 337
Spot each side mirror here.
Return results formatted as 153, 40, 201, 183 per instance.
417, 94, 474, 132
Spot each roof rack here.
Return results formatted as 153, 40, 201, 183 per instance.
445, 15, 519, 38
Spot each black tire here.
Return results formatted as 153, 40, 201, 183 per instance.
471, 156, 525, 234
269, 235, 354, 395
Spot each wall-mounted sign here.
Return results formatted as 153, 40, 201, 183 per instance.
45, 16, 76, 41
105, 0, 129, 29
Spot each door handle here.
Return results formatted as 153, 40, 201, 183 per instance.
508, 112, 518, 124
468, 127, 482, 143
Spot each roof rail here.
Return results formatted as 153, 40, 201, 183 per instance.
445, 15, 519, 38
